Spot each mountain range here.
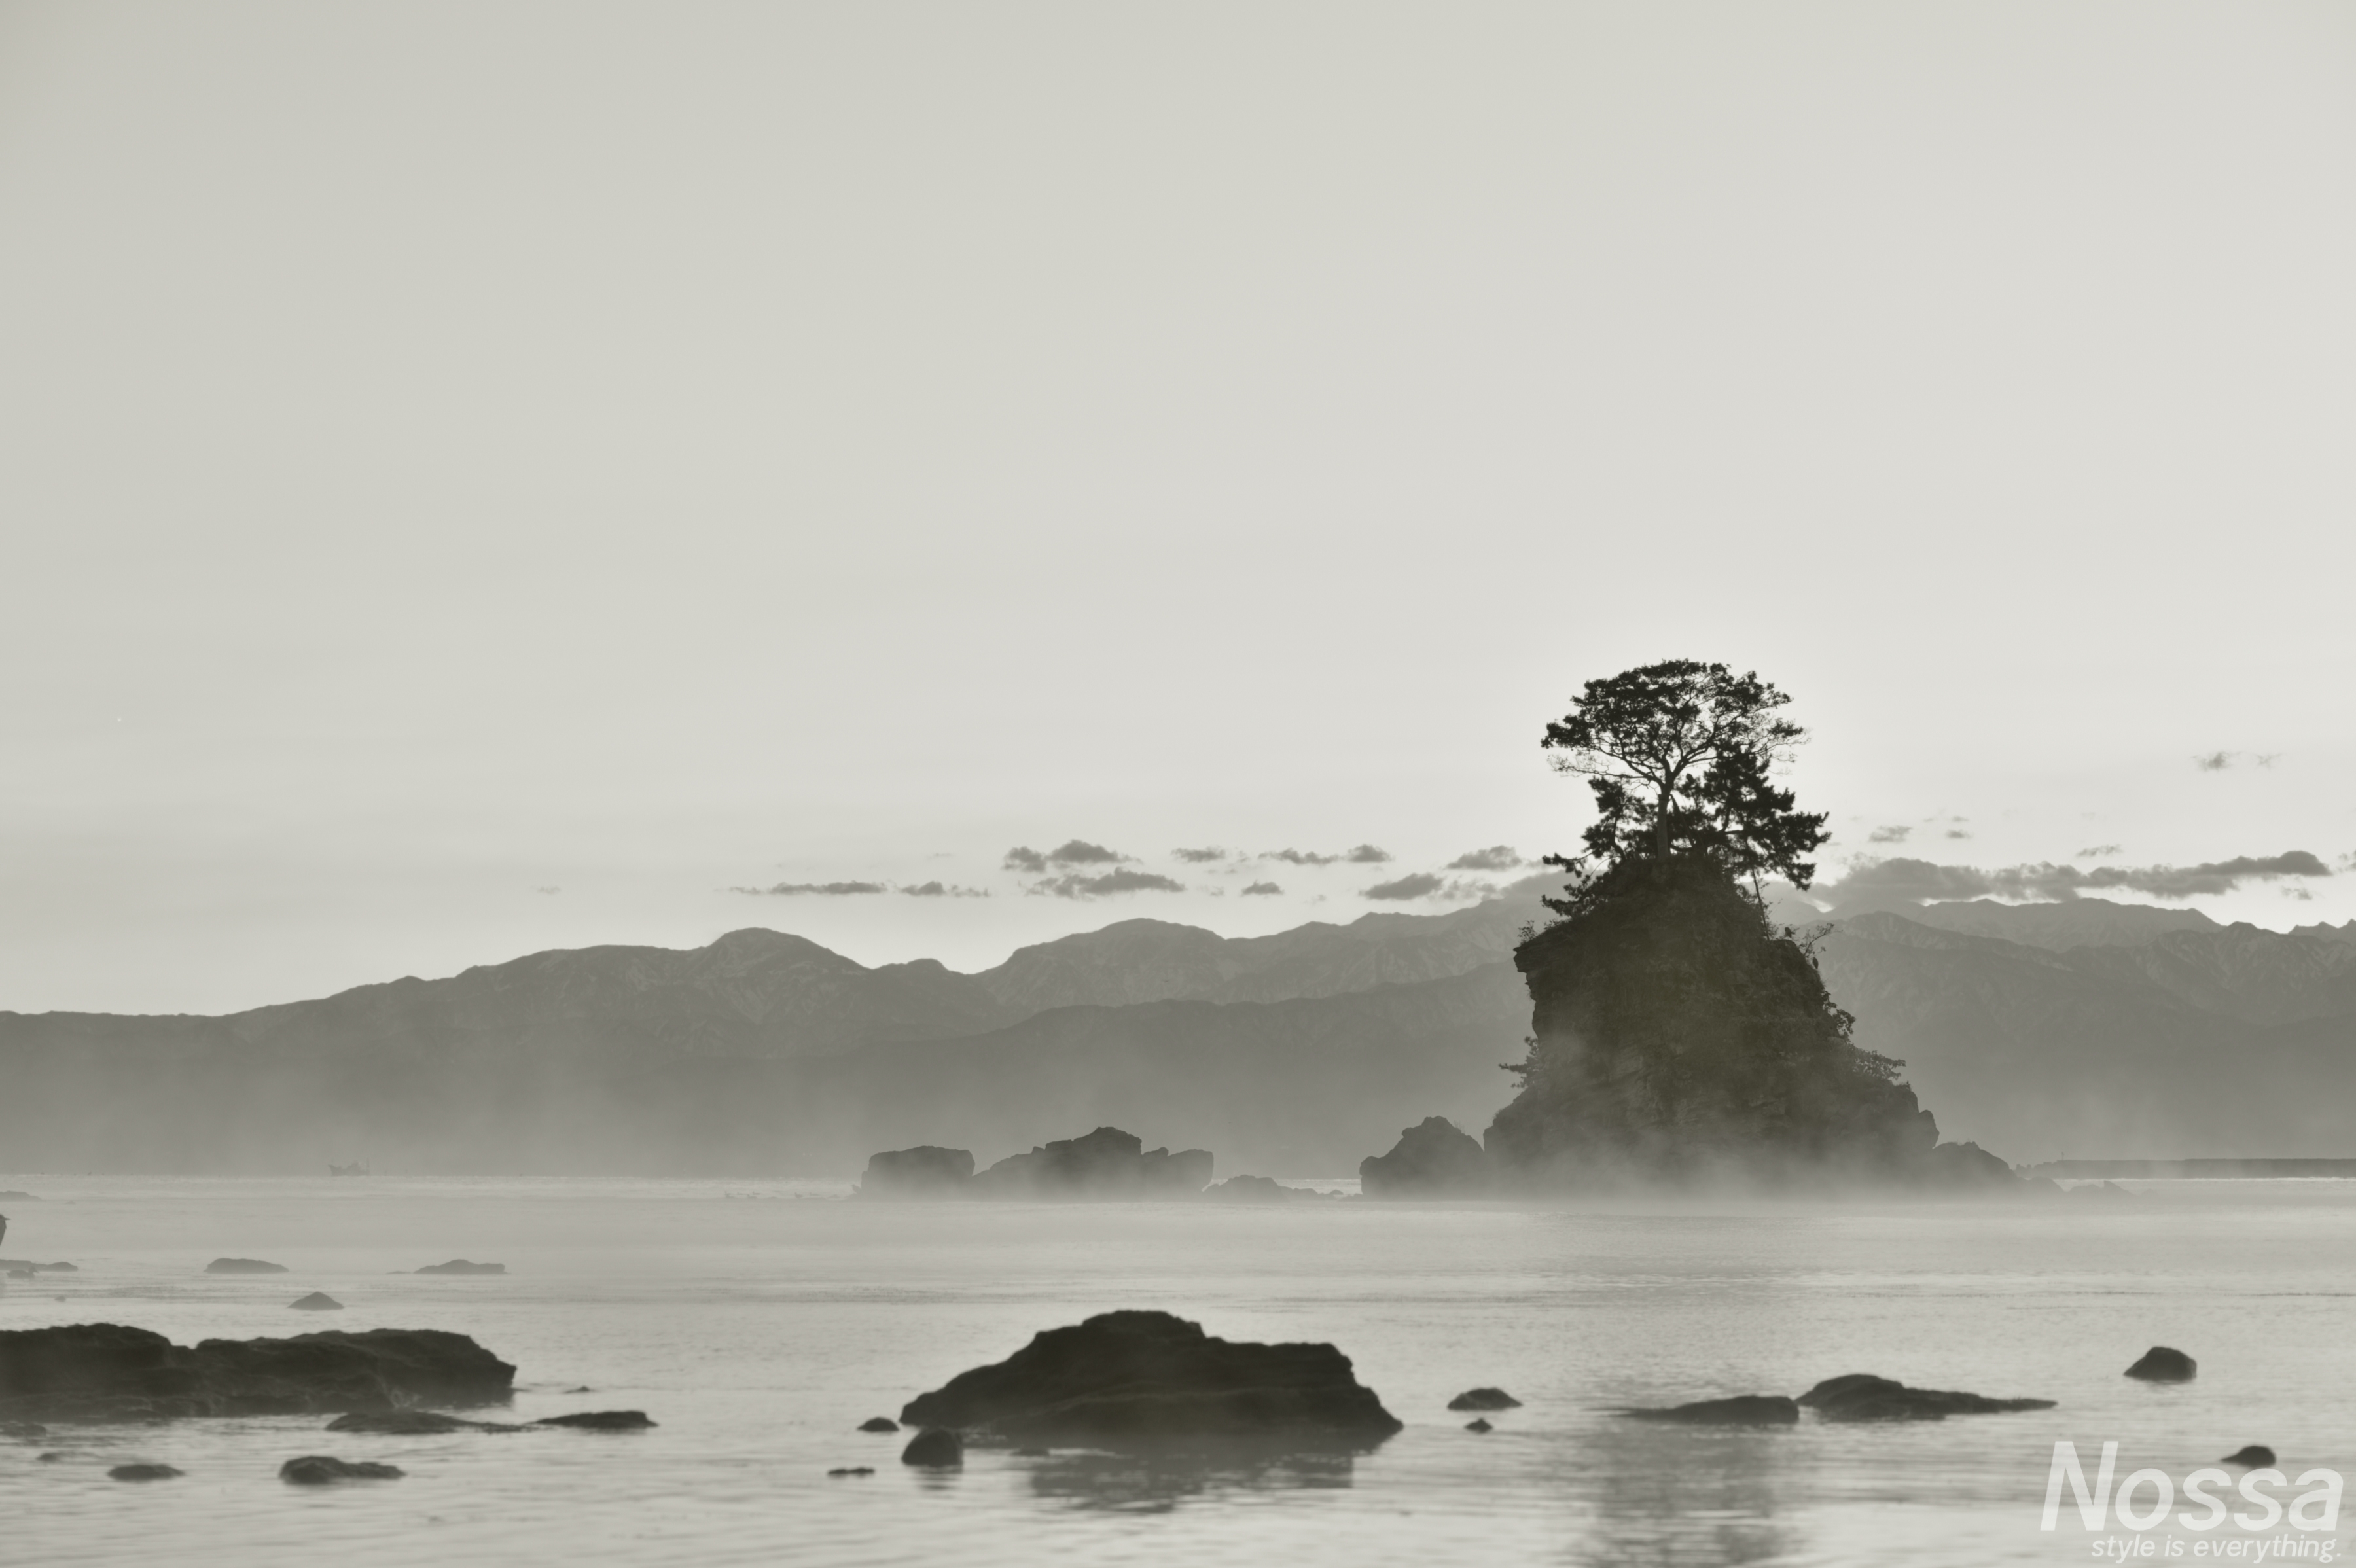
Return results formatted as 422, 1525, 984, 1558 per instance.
3, 884, 2350, 1175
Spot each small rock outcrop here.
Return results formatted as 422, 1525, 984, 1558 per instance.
414, 1260, 506, 1275
289, 1293, 344, 1312
1464, 1417, 1493, 1433
900, 1309, 1402, 1450
1618, 1394, 1798, 1425
0, 1323, 516, 1423
828, 1465, 875, 1477
2125, 1347, 2197, 1382
968, 1128, 1213, 1199
1202, 1175, 1296, 1203
857, 1147, 976, 1198
1360, 1118, 1491, 1197
533, 1410, 654, 1430
857, 1416, 899, 1433
1447, 1387, 1522, 1412
1797, 1374, 2054, 1421
2223, 1446, 2277, 1467
280, 1455, 404, 1484
109, 1463, 183, 1481
205, 1258, 289, 1275
901, 1427, 963, 1467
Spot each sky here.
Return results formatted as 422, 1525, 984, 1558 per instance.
3, 1, 2353, 1015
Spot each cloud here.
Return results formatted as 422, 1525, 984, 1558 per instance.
1344, 844, 1393, 864
1029, 869, 1185, 899
534, 885, 562, 895
2077, 844, 2122, 857
733, 880, 886, 897
1240, 881, 1283, 897
2194, 751, 2234, 772
1361, 872, 1443, 900
1171, 847, 1228, 863
1868, 826, 1911, 844
1263, 849, 1339, 866
1821, 851, 2332, 915
2284, 887, 2314, 901
901, 881, 988, 899
1944, 829, 1972, 840
1045, 840, 1127, 866
1002, 846, 1048, 873
1446, 846, 1524, 871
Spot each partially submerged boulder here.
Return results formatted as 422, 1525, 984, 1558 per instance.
1447, 1387, 1522, 1412
1798, 1374, 2054, 1421
415, 1260, 506, 1275
280, 1455, 403, 1484
327, 1409, 514, 1434
968, 1128, 1213, 1200
534, 1410, 654, 1430
902, 1427, 963, 1467
1618, 1395, 1798, 1426
0, 1323, 516, 1423
2223, 1446, 2277, 1468
2126, 1346, 2196, 1382
109, 1463, 183, 1481
206, 1258, 288, 1275
289, 1293, 344, 1312
1360, 1118, 1490, 1198
857, 1147, 976, 1198
900, 1310, 1401, 1450
857, 1416, 899, 1433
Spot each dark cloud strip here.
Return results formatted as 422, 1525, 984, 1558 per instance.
1029, 869, 1185, 900
1822, 852, 2331, 914
732, 881, 886, 897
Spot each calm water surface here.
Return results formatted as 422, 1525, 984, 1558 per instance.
2, 1176, 2351, 1567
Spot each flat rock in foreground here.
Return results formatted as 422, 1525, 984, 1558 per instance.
1798, 1374, 2055, 1421
900, 1310, 1402, 1450
0, 1323, 516, 1423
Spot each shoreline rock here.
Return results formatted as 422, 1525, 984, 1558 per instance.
856, 1147, 974, 1198
0, 1322, 516, 1423
1361, 1118, 1490, 1198
2125, 1347, 2196, 1382
900, 1309, 1401, 1450
1798, 1374, 2054, 1421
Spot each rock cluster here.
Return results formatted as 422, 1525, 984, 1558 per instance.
856, 1128, 1214, 1200
0, 1323, 516, 1423
899, 1309, 1401, 1450
1616, 1372, 2054, 1425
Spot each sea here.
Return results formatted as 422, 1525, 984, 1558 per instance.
2, 1175, 2351, 1567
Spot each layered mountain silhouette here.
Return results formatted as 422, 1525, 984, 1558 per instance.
2, 885, 2349, 1174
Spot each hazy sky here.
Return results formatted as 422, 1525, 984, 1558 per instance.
5, 1, 2353, 1014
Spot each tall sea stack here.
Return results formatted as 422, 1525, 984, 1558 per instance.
1484, 853, 1945, 1185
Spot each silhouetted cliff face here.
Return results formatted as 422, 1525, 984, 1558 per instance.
1486, 857, 1936, 1181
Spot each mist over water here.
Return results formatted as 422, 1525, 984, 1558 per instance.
5, 1175, 2351, 1567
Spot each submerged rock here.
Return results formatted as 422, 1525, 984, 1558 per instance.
280, 1455, 404, 1484
2125, 1347, 2197, 1382
1446, 1387, 1522, 1412
1464, 1417, 1493, 1433
205, 1258, 289, 1275
2, 1420, 47, 1440
534, 1410, 654, 1430
0, 1260, 75, 1274
0, 1322, 516, 1423
857, 1416, 899, 1433
326, 1410, 518, 1434
414, 1260, 506, 1275
857, 1147, 976, 1198
289, 1293, 344, 1312
969, 1128, 1213, 1200
109, 1463, 183, 1481
901, 1427, 963, 1467
1360, 1118, 1491, 1198
2223, 1446, 2277, 1468
1797, 1374, 2054, 1421
900, 1309, 1402, 1450
1618, 1395, 1798, 1426
827, 1465, 876, 1477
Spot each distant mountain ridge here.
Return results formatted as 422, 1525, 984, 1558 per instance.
1, 886, 2348, 1173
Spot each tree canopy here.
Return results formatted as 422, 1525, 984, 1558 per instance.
1541, 659, 1828, 898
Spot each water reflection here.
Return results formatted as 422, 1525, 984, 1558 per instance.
1018, 1448, 1355, 1514
1558, 1421, 1798, 1567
